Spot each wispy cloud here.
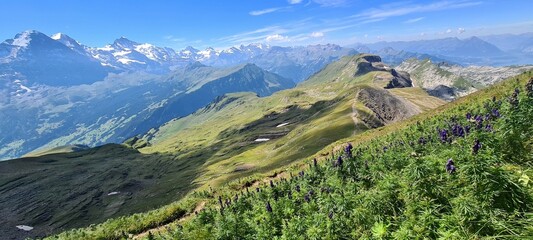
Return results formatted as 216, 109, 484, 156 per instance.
216, 1, 483, 47
404, 17, 425, 24
164, 35, 185, 42
310, 32, 324, 38
249, 7, 288, 16
355, 1, 482, 21
458, 27, 466, 34
266, 34, 289, 42
313, 0, 348, 7
288, 0, 303, 4
216, 18, 315, 46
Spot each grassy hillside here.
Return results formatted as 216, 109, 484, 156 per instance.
51, 70, 533, 240
1, 54, 444, 239
138, 54, 442, 190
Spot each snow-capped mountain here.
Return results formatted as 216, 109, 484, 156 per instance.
1, 30, 357, 89
0, 30, 109, 87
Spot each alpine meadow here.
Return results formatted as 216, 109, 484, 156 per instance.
0, 1, 532, 239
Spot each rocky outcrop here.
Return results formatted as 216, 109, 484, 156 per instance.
426, 85, 456, 101
353, 54, 413, 89
356, 87, 421, 125
396, 58, 532, 101
384, 69, 412, 88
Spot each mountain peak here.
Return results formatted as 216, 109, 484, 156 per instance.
51, 32, 66, 40
184, 61, 207, 70
51, 33, 81, 48
184, 46, 199, 52
112, 37, 139, 49
11, 30, 48, 47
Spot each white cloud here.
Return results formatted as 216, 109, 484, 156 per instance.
458, 27, 466, 34
446, 28, 452, 33
266, 34, 289, 42
404, 17, 424, 24
310, 32, 324, 38
288, 0, 303, 4
164, 35, 185, 42
313, 0, 348, 7
249, 7, 286, 16
355, 1, 482, 21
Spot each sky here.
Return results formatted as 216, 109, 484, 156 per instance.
0, 0, 532, 50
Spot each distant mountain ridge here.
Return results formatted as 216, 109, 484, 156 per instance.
0, 30, 110, 86
0, 30, 356, 90
365, 37, 504, 57
0, 63, 294, 160
396, 58, 533, 100
360, 35, 533, 66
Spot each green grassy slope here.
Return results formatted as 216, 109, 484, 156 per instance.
138, 54, 443, 190
0, 145, 202, 239
144, 71, 533, 239
1, 54, 444, 239
43, 54, 445, 239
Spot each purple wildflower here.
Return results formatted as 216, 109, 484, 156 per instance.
509, 88, 520, 107
328, 211, 334, 219
439, 129, 449, 143
485, 124, 493, 132
491, 109, 500, 118
345, 143, 353, 158
452, 124, 465, 137
466, 112, 472, 120
526, 77, 533, 97
418, 137, 427, 145
295, 185, 300, 192
266, 202, 273, 212
475, 115, 483, 129
446, 158, 456, 174
472, 139, 482, 154
335, 156, 343, 167
304, 194, 310, 202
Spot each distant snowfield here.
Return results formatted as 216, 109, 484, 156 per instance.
107, 191, 120, 196
254, 138, 270, 142
16, 225, 33, 231
276, 122, 289, 128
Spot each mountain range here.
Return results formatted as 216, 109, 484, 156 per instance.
0, 62, 294, 160
0, 27, 532, 239
360, 34, 533, 66
1, 30, 532, 161
0, 54, 447, 239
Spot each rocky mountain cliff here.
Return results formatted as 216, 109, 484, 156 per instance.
396, 58, 532, 100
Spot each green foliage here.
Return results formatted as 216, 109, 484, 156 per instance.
150, 73, 533, 239
50, 72, 533, 240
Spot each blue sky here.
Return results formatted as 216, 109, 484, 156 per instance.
0, 0, 531, 49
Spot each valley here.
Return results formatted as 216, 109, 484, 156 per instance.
0, 4, 532, 237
